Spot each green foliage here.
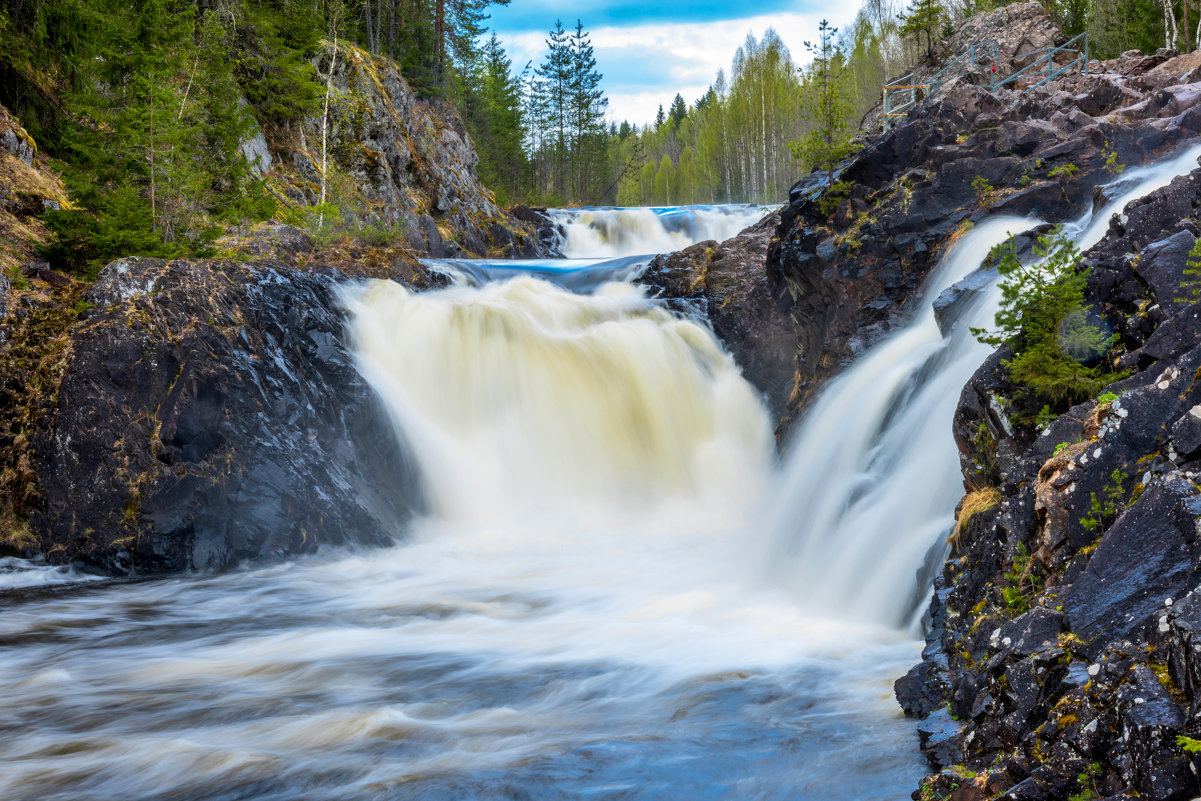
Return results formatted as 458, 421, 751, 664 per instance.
790, 20, 859, 215
4, 265, 29, 291
972, 227, 1128, 424
1048, 162, 1080, 181
1002, 542, 1039, 615
1176, 237, 1201, 303
466, 32, 528, 204
1096, 391, 1119, 406
1102, 143, 1125, 175
1088, 0, 1170, 59
1081, 468, 1129, 532
1068, 762, 1104, 801
972, 175, 995, 206
1178, 735, 1201, 754
1053, 438, 1082, 458
232, 0, 323, 125
40, 187, 187, 275
898, 0, 945, 60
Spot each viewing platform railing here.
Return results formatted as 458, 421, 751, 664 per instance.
882, 33, 1089, 131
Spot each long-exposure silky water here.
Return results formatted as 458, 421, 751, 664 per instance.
2, 178, 1198, 801
764, 142, 1201, 632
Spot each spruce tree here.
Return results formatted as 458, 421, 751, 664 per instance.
472, 32, 527, 204
568, 20, 607, 201
898, 0, 945, 61
669, 93, 688, 129
790, 20, 857, 215
536, 20, 571, 199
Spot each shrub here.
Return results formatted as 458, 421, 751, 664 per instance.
1049, 162, 1080, 180
972, 175, 995, 206
972, 227, 1128, 424
1176, 236, 1201, 303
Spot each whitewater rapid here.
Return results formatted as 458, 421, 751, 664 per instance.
6, 161, 1201, 801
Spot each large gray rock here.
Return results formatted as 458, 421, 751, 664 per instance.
939, 2, 1063, 72
641, 212, 798, 426
31, 257, 425, 573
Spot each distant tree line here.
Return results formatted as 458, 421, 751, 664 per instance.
0, 0, 1196, 264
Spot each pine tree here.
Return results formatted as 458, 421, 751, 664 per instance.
471, 31, 528, 203
567, 19, 607, 201
790, 19, 858, 216
898, 0, 945, 61
668, 93, 687, 129
536, 19, 571, 199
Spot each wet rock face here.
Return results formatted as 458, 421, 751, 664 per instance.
898, 163, 1201, 800
31, 257, 424, 573
769, 36, 1201, 430
641, 212, 797, 424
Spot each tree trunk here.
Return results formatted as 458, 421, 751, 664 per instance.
319, 32, 339, 229
364, 0, 374, 52
1186, 0, 1192, 53
435, 0, 445, 82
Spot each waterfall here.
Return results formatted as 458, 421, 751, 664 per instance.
761, 216, 1035, 628
550, 204, 770, 258
765, 142, 1201, 629
345, 275, 775, 530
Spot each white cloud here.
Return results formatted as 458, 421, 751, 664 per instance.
498, 8, 862, 126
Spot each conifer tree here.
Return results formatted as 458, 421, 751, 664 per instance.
536, 19, 571, 198
898, 0, 944, 61
790, 19, 857, 215
568, 20, 607, 201
668, 93, 688, 129
472, 32, 527, 203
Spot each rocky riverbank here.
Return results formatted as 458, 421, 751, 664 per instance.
895, 133, 1201, 801
0, 35, 529, 568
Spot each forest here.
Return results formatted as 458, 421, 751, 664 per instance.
0, 0, 1196, 267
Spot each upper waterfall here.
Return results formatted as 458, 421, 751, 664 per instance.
549, 205, 771, 258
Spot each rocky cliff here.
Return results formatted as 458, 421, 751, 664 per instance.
640, 212, 799, 421
896, 150, 1201, 801
0, 36, 532, 567
258, 42, 541, 260
767, 39, 1201, 435
13, 257, 425, 573
700, 6, 1201, 798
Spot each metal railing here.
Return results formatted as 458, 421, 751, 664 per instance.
881, 34, 1089, 131
882, 73, 920, 130
988, 32, 1089, 93
882, 39, 997, 130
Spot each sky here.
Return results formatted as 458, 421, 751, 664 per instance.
489, 0, 861, 127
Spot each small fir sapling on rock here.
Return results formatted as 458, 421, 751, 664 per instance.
971, 226, 1128, 425
790, 19, 859, 218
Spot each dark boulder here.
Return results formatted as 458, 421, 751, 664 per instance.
934, 267, 997, 336
642, 212, 798, 425
31, 257, 424, 573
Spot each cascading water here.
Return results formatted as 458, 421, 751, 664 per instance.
551, 204, 771, 258
3, 166, 1199, 801
762, 216, 1037, 628
765, 141, 1201, 630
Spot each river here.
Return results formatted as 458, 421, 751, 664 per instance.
5, 157, 1200, 800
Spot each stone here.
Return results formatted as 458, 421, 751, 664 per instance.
1135, 230, 1196, 314
642, 212, 797, 426
934, 268, 997, 336
1064, 483, 1201, 657
31, 257, 425, 573
917, 707, 966, 769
